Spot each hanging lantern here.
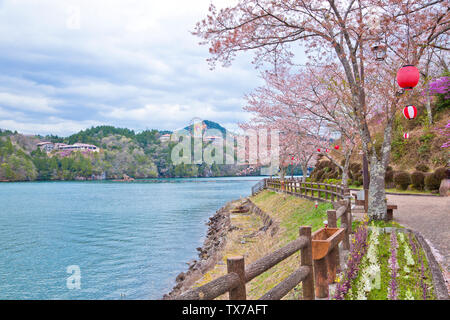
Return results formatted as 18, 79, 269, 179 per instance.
402, 105, 417, 120
325, 148, 329, 153
397, 65, 420, 90
403, 133, 409, 139
317, 148, 321, 152
315, 201, 318, 209
334, 145, 340, 150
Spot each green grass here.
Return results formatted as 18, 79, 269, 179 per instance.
352, 219, 404, 231
345, 231, 436, 300
349, 185, 437, 196
248, 190, 334, 299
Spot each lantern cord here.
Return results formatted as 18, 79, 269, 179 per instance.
406, 0, 411, 64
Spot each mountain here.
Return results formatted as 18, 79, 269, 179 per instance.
0, 120, 256, 181
183, 120, 229, 136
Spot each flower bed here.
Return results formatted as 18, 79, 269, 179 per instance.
333, 218, 436, 300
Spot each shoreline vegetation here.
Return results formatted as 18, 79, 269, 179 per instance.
166, 190, 447, 300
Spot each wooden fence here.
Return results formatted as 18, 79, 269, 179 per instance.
175, 226, 315, 300
265, 178, 348, 203
172, 178, 352, 300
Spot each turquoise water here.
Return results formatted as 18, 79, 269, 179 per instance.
0, 177, 262, 299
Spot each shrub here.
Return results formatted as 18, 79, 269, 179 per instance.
385, 170, 394, 184
415, 164, 429, 172
394, 171, 411, 190
434, 167, 449, 181
353, 173, 363, 186
411, 171, 425, 190
424, 173, 441, 191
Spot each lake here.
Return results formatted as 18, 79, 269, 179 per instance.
0, 177, 264, 299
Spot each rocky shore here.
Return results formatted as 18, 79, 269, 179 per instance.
162, 200, 237, 299
162, 196, 277, 300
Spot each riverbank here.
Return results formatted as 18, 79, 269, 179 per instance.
167, 189, 449, 300
162, 199, 237, 299
165, 190, 336, 299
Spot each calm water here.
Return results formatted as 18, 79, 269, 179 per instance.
0, 177, 263, 299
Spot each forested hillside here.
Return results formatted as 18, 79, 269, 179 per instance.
0, 121, 258, 181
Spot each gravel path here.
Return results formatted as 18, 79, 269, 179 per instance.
386, 194, 450, 293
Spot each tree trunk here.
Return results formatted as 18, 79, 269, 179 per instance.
341, 168, 348, 187
279, 166, 287, 182
301, 164, 308, 182
426, 94, 433, 125
368, 160, 387, 220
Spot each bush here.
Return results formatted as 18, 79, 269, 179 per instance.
415, 164, 429, 172
394, 171, 411, 190
385, 170, 394, 184
411, 171, 425, 190
424, 173, 441, 191
434, 167, 449, 181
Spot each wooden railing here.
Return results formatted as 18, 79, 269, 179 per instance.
264, 178, 353, 298
174, 226, 315, 300
265, 178, 348, 202
172, 178, 352, 300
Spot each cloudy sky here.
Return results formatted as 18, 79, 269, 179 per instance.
0, 0, 276, 136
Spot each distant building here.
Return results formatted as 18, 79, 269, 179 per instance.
37, 142, 55, 152
59, 143, 99, 152
37, 142, 99, 153
160, 133, 171, 142
203, 135, 223, 145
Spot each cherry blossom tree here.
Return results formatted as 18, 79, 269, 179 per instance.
252, 66, 360, 186
194, 0, 449, 220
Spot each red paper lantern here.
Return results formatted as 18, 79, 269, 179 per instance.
317, 148, 321, 152
397, 65, 420, 90
334, 145, 340, 150
403, 105, 417, 120
325, 148, 329, 153
403, 133, 409, 139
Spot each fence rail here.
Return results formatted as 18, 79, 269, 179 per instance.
172, 178, 352, 300
175, 226, 314, 300
265, 178, 348, 202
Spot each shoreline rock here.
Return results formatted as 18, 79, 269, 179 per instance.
162, 197, 278, 300
162, 200, 236, 299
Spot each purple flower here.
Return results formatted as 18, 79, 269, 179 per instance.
388, 232, 398, 300
333, 220, 369, 300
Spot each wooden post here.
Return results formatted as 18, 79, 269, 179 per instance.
227, 256, 246, 300
326, 210, 339, 284
347, 196, 353, 234
299, 226, 314, 300
364, 189, 369, 213
341, 205, 350, 250
314, 257, 329, 298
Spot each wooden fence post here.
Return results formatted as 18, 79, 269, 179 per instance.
341, 207, 350, 251
364, 188, 369, 213
347, 196, 353, 234
313, 257, 328, 298
299, 226, 314, 300
326, 210, 339, 284
227, 256, 246, 300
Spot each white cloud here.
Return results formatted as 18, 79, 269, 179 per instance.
0, 0, 264, 136
0, 92, 59, 113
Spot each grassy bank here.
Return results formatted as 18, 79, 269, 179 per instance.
191, 190, 334, 299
